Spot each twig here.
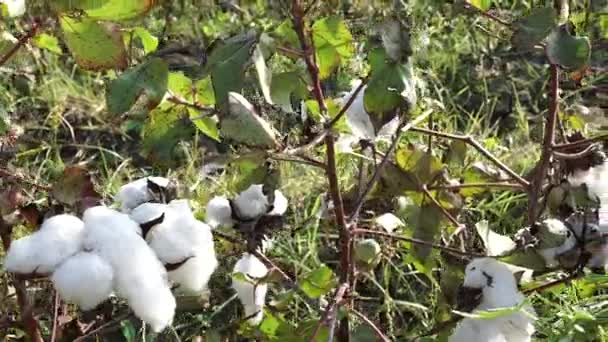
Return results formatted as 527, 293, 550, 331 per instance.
73, 313, 133, 342
166, 95, 216, 114
0, 20, 40, 66
427, 182, 525, 191
50, 292, 60, 342
349, 308, 391, 342
553, 133, 608, 151
410, 127, 530, 188
527, 65, 559, 224
307, 283, 349, 342
353, 229, 485, 258
463, 3, 511, 27
552, 144, 598, 160
0, 217, 43, 342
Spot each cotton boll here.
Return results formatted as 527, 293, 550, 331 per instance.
51, 252, 113, 310
568, 162, 608, 231
450, 258, 535, 342
233, 184, 269, 220
116, 177, 171, 212
536, 219, 576, 268
83, 206, 175, 332
232, 253, 269, 325
205, 196, 233, 228
340, 81, 375, 140
4, 0, 26, 17
5, 214, 85, 274
267, 190, 288, 216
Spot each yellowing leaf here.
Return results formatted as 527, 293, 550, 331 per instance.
33, 33, 62, 54
312, 17, 354, 79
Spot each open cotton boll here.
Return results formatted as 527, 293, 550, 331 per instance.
233, 184, 269, 220
83, 206, 176, 333
5, 214, 85, 274
340, 80, 375, 140
568, 161, 608, 231
537, 219, 577, 268
232, 253, 269, 325
168, 247, 218, 294
205, 196, 233, 228
267, 190, 288, 216
51, 251, 113, 310
116, 176, 170, 212
449, 258, 535, 342
4, 0, 26, 17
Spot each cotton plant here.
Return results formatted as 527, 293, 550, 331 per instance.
231, 253, 269, 325
449, 258, 536, 342
115, 176, 174, 213
129, 199, 218, 294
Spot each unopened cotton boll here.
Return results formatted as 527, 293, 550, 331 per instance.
5, 214, 85, 274
83, 206, 175, 333
51, 252, 113, 310
205, 196, 233, 228
116, 176, 170, 212
449, 258, 535, 342
232, 253, 269, 325
233, 184, 269, 220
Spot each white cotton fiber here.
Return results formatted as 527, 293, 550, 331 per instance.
340, 81, 375, 140
116, 176, 170, 213
568, 162, 608, 231
130, 200, 218, 294
205, 196, 233, 228
449, 258, 535, 342
5, 214, 85, 274
83, 206, 175, 332
233, 184, 269, 220
232, 253, 269, 325
268, 190, 288, 216
51, 251, 113, 310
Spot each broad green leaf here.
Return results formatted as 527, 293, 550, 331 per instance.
194, 77, 216, 105
312, 17, 354, 79
395, 147, 443, 185
446, 140, 467, 165
206, 32, 257, 110
168, 71, 193, 97
188, 108, 220, 141
511, 7, 557, 52
467, 0, 492, 11
300, 265, 338, 299
273, 20, 299, 49
60, 16, 127, 70
106, 57, 169, 115
364, 48, 416, 126
230, 151, 272, 192
407, 203, 443, 261
252, 44, 273, 104
378, 162, 419, 195
133, 27, 158, 54
33, 33, 62, 54
221, 92, 277, 147
270, 72, 307, 112
141, 104, 194, 167
85, 0, 155, 20
546, 24, 591, 70
475, 220, 516, 256
305, 98, 350, 133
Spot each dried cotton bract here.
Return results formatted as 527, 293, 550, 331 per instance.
232, 253, 269, 325
83, 206, 176, 333
449, 258, 535, 342
51, 251, 113, 310
5, 214, 85, 274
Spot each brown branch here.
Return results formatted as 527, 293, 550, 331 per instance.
463, 3, 511, 27
308, 283, 349, 342
166, 95, 216, 114
349, 308, 391, 342
410, 127, 530, 188
0, 20, 40, 66
0, 217, 43, 342
353, 229, 486, 258
326, 78, 368, 129
275, 45, 305, 58
527, 65, 559, 224
553, 134, 608, 151
552, 143, 598, 160
427, 182, 525, 191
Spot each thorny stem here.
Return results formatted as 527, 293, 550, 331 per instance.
354, 229, 486, 258
410, 127, 530, 188
0, 216, 43, 342
0, 20, 40, 66
528, 65, 559, 225
291, 1, 352, 340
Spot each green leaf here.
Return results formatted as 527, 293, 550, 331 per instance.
546, 24, 591, 71
206, 32, 257, 110
252, 44, 273, 104
60, 16, 127, 71
312, 17, 354, 79
85, 0, 155, 20
141, 103, 194, 167
120, 320, 137, 342
168, 71, 193, 97
33, 33, 62, 54
273, 20, 299, 49
133, 27, 158, 54
395, 147, 443, 185
446, 140, 467, 165
106, 57, 169, 115
467, 0, 492, 11
221, 92, 277, 147
194, 77, 216, 105
305, 98, 350, 133
406, 203, 443, 261
188, 108, 219, 141
300, 265, 338, 299
511, 7, 557, 52
270, 72, 306, 112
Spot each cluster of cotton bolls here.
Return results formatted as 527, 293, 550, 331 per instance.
449, 258, 536, 342
205, 183, 288, 324
4, 176, 217, 333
